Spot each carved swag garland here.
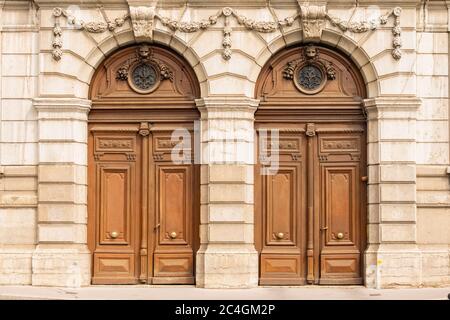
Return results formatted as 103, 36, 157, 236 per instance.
51, 5, 403, 62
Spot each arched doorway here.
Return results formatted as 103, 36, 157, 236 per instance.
87, 44, 200, 284
254, 44, 367, 285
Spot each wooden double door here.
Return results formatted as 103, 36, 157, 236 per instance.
87, 121, 199, 284
255, 121, 367, 285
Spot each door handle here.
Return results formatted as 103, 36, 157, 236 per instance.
154, 223, 160, 230
109, 231, 119, 239
361, 176, 368, 182
274, 232, 285, 240
320, 226, 328, 231
169, 231, 177, 239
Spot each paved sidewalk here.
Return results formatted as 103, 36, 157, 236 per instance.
0, 285, 449, 300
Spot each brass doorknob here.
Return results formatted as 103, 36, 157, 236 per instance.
275, 232, 284, 240
361, 176, 368, 182
169, 231, 177, 239
110, 231, 119, 239
336, 232, 344, 239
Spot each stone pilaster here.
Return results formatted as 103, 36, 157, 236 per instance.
364, 97, 423, 288
31, 98, 91, 287
195, 97, 259, 288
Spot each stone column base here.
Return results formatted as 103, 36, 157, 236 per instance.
31, 245, 91, 287
0, 248, 34, 285
196, 244, 258, 288
365, 244, 422, 288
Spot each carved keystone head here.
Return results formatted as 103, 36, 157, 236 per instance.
138, 44, 151, 58
304, 44, 318, 60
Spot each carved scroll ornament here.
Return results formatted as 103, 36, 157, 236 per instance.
51, 5, 403, 62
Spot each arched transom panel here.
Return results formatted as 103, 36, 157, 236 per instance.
89, 44, 200, 109
255, 45, 366, 108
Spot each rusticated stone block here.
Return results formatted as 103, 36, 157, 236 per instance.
31, 246, 91, 287
196, 245, 258, 288
0, 249, 33, 285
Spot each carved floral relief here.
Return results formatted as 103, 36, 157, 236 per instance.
283, 44, 337, 95
114, 44, 174, 94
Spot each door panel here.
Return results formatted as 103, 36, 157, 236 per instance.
98, 165, 132, 245
266, 168, 297, 246
151, 129, 196, 283
323, 167, 356, 246
93, 253, 136, 283
89, 127, 141, 284
157, 166, 190, 246
318, 130, 365, 284
153, 254, 194, 280
257, 130, 307, 285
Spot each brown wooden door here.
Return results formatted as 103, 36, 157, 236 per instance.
254, 44, 367, 285
88, 122, 199, 284
255, 122, 366, 285
87, 44, 201, 285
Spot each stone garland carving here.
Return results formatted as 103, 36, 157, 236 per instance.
51, 7, 129, 61
51, 6, 402, 61
156, 7, 295, 60
326, 7, 403, 60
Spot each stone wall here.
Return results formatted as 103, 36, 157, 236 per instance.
415, 1, 450, 287
0, 0, 448, 288
0, 0, 38, 285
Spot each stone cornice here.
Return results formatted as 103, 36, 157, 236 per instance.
195, 97, 260, 108
33, 97, 92, 114
32, 0, 425, 8
363, 97, 422, 112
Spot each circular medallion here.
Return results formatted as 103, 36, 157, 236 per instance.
295, 64, 326, 94
128, 62, 160, 94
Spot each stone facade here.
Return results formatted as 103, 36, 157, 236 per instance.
0, 0, 449, 288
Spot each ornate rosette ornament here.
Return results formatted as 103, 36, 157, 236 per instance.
283, 44, 337, 95
115, 44, 173, 94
